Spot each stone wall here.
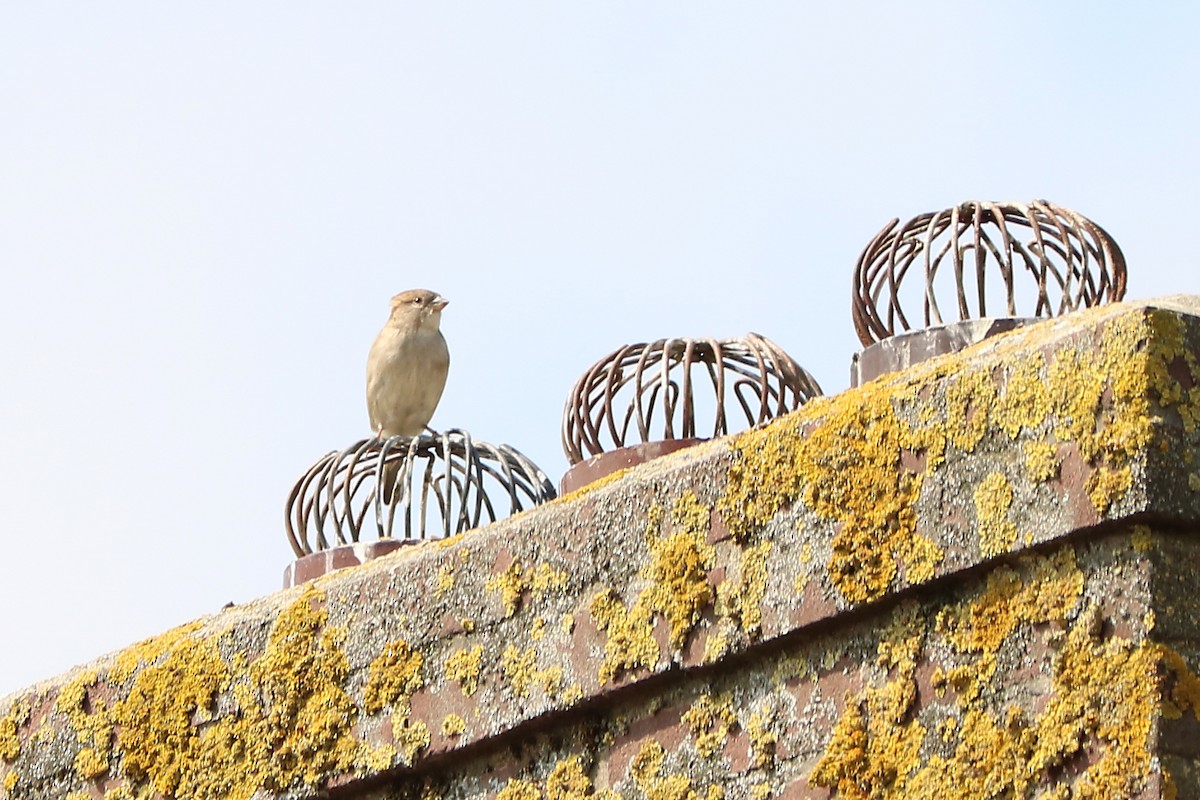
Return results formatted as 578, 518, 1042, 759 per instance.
2, 297, 1199, 800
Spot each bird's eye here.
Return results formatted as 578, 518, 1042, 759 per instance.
411, 297, 423, 305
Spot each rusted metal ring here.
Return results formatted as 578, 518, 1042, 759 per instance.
285, 429, 556, 556
561, 333, 822, 465
852, 200, 1126, 347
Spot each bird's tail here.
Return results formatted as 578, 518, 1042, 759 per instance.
381, 459, 402, 505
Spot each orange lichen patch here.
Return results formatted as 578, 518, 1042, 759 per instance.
392, 716, 430, 766
814, 544, 1200, 800
746, 707, 777, 771
444, 645, 483, 697
720, 305, 1200, 605
810, 604, 927, 797
973, 472, 1017, 558
682, 693, 737, 758
718, 542, 771, 638
0, 698, 28, 761
363, 638, 424, 713
501, 646, 563, 699
57, 671, 113, 781
1159, 645, 1200, 719
719, 362, 946, 604
995, 352, 1050, 438
944, 367, 997, 452
1087, 466, 1134, 514
1028, 611, 1160, 798
938, 548, 1083, 657
551, 467, 631, 506
496, 756, 619, 800
487, 562, 569, 619
1023, 441, 1059, 483
102, 584, 378, 800
106, 621, 206, 684
903, 708, 1036, 799
630, 740, 720, 800
591, 493, 717, 683
441, 714, 466, 737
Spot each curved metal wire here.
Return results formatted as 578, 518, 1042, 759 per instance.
561, 333, 823, 465
852, 199, 1127, 347
285, 429, 557, 557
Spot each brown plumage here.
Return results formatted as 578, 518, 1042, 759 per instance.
366, 289, 450, 500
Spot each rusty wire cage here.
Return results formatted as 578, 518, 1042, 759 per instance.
286, 429, 556, 556
852, 199, 1127, 347
562, 333, 822, 464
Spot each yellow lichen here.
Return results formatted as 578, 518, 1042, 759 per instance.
496, 756, 619, 800
810, 603, 927, 797
3, 770, 17, 792
440, 713, 465, 737
750, 783, 771, 800
74, 746, 109, 779
107, 621, 205, 684
718, 305, 1200, 605
435, 564, 455, 595
496, 779, 541, 800
1159, 644, 1200, 718
107, 584, 378, 800
551, 467, 631, 505
682, 693, 736, 758
501, 646, 538, 698
501, 646, 563, 699
363, 638, 424, 714
487, 562, 569, 618
1130, 525, 1154, 552
0, 699, 28, 761
813, 540, 1199, 800
945, 367, 997, 451
746, 707, 777, 771
939, 548, 1083, 657
1023, 440, 1059, 482
719, 542, 771, 637
721, 364, 945, 603
702, 628, 730, 664
56, 670, 114, 782
445, 645, 483, 697
629, 740, 715, 800
392, 716, 430, 765
1087, 465, 1133, 515
591, 493, 717, 683
995, 353, 1049, 438
974, 472, 1017, 558
531, 616, 547, 641
360, 742, 396, 771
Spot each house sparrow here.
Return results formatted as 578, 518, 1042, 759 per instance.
366, 289, 450, 500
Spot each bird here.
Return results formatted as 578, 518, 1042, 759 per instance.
366, 289, 450, 500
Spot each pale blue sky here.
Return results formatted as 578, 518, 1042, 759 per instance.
1, 3, 1196, 696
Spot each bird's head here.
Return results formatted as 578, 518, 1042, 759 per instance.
390, 289, 449, 330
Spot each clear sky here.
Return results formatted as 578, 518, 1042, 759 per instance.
1, 3, 1196, 697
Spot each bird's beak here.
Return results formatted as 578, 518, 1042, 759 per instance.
432, 297, 449, 311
